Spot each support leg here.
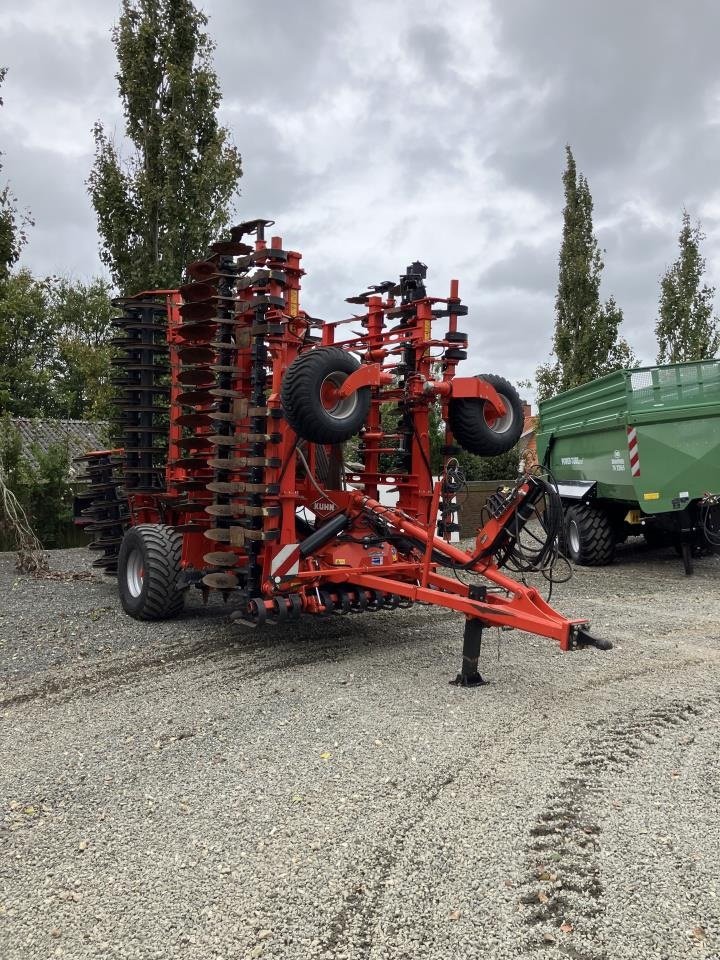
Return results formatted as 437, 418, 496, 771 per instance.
680, 540, 694, 576
451, 618, 486, 687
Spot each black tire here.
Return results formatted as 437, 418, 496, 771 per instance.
448, 373, 524, 457
281, 347, 371, 444
564, 505, 615, 566
117, 524, 184, 620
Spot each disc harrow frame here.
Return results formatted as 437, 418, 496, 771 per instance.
75, 219, 609, 680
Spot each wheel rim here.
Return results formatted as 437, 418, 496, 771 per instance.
483, 392, 515, 434
568, 520, 580, 555
319, 372, 358, 421
126, 547, 144, 598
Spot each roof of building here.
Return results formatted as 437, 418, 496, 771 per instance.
8, 418, 111, 479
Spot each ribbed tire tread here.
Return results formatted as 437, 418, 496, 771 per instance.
281, 347, 370, 444
448, 373, 524, 457
118, 524, 184, 621
565, 505, 615, 566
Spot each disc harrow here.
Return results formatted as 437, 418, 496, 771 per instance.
73, 450, 128, 573
75, 218, 609, 679
111, 297, 170, 493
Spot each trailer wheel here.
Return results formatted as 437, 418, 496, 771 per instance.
117, 524, 184, 620
281, 347, 371, 444
564, 505, 615, 566
448, 374, 524, 457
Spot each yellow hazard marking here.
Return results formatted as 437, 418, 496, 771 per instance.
333, 558, 348, 565
288, 289, 299, 317
424, 319, 431, 340
643, 492, 660, 501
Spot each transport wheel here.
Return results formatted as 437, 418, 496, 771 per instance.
448, 374, 524, 456
281, 347, 371, 444
564, 505, 615, 566
117, 524, 184, 620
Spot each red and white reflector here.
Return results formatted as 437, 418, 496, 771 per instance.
627, 425, 640, 477
271, 543, 301, 577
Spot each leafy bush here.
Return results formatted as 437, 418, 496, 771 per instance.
0, 416, 72, 549
457, 446, 521, 482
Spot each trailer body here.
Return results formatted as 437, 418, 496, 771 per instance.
536, 360, 720, 571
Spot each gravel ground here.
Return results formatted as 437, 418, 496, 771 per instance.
1, 541, 719, 960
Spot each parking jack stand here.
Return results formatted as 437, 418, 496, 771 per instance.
452, 618, 486, 687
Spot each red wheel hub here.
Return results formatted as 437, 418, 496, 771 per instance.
320, 380, 341, 411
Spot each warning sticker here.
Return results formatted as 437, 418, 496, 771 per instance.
288, 289, 299, 317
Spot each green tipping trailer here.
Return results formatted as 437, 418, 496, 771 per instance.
536, 360, 720, 574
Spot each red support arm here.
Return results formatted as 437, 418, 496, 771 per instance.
337, 362, 395, 398
433, 376, 506, 417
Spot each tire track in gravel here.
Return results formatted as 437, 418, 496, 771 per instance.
517, 695, 714, 959
302, 664, 720, 959
0, 613, 444, 711
318, 770, 457, 957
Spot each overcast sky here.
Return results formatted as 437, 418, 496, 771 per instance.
2, 0, 720, 397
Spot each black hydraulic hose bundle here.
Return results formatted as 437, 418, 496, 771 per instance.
361, 467, 571, 593
493, 474, 565, 574
699, 493, 720, 550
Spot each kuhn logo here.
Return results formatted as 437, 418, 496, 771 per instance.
312, 499, 336, 514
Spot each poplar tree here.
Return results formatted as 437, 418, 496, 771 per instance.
655, 212, 719, 364
537, 147, 634, 400
0, 68, 32, 282
88, 0, 242, 294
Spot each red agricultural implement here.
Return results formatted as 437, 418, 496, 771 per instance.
75, 219, 609, 684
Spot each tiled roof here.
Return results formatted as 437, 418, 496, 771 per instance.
9, 418, 111, 479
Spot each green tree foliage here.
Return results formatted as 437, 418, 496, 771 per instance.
0, 273, 116, 419
457, 446, 521, 482
27, 443, 73, 547
655, 211, 719, 364
418, 401, 522, 481
0, 68, 32, 282
0, 270, 56, 416
428, 401, 444, 475
0, 412, 25, 490
52, 277, 117, 419
537, 147, 635, 400
88, 0, 243, 294
0, 415, 72, 548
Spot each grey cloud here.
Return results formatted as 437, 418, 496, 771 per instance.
2, 140, 94, 229
478, 240, 558, 295
2, 0, 720, 394
485, 0, 720, 221
0, 23, 115, 101
467, 288, 555, 386
405, 22, 456, 85
213, 1, 346, 108
0, 129, 101, 277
